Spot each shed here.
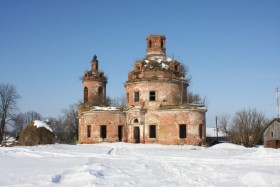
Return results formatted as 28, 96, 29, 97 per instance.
263, 118, 280, 148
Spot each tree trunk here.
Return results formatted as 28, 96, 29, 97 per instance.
0, 119, 5, 143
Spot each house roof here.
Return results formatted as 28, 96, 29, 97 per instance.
263, 118, 280, 132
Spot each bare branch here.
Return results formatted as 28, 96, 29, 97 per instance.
0, 83, 20, 143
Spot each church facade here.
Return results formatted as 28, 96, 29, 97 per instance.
78, 35, 207, 145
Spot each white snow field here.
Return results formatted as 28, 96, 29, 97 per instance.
0, 143, 280, 187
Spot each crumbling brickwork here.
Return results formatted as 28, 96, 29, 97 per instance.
78, 35, 207, 145
82, 55, 107, 106
79, 110, 126, 143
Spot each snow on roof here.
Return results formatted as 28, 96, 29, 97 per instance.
6, 136, 16, 142
141, 56, 173, 70
166, 57, 172, 62
156, 58, 162, 63
92, 106, 120, 111
33, 120, 53, 132
144, 56, 171, 62
161, 63, 169, 69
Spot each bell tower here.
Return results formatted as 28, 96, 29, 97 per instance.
146, 35, 166, 56
82, 55, 107, 106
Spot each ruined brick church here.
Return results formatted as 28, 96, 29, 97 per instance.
78, 35, 207, 145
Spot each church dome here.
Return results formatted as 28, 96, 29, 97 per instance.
138, 55, 180, 72
128, 35, 185, 82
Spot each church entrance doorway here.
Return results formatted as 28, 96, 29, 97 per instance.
134, 126, 140, 143
118, 125, 123, 142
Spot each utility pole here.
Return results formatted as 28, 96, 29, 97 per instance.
277, 88, 280, 118
180, 75, 184, 105
215, 116, 218, 139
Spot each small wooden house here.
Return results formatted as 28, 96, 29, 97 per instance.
263, 118, 280, 148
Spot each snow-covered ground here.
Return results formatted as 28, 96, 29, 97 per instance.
0, 143, 280, 187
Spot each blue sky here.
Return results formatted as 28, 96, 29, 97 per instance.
0, 0, 279, 126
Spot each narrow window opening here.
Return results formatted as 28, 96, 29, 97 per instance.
100, 125, 107, 139
84, 87, 88, 103
199, 124, 203, 139
87, 125, 91, 138
149, 40, 152, 48
118, 125, 123, 142
271, 132, 274, 137
161, 40, 164, 48
98, 86, 103, 97
134, 92, 139, 102
149, 91, 156, 101
179, 124, 187, 138
149, 125, 156, 138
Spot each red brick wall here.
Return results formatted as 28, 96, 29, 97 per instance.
146, 35, 166, 56
79, 111, 126, 144
78, 35, 207, 146
265, 140, 280, 149
125, 81, 187, 108
79, 108, 206, 145
143, 110, 206, 145
83, 80, 106, 105
128, 69, 181, 81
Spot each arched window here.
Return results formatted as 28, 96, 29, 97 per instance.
98, 86, 103, 97
149, 40, 152, 48
84, 87, 88, 102
133, 118, 139, 124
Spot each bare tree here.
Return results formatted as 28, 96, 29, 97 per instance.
186, 92, 206, 105
179, 63, 192, 84
11, 111, 42, 137
104, 96, 112, 106
111, 95, 126, 107
174, 91, 206, 105
0, 83, 20, 143
218, 114, 231, 134
47, 117, 65, 143
61, 104, 78, 144
218, 109, 266, 147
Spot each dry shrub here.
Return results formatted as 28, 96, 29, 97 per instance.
19, 122, 55, 146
